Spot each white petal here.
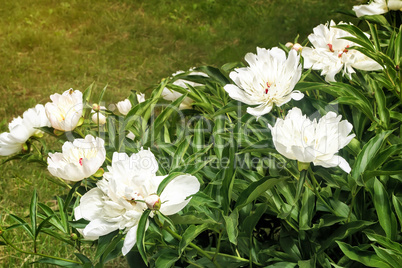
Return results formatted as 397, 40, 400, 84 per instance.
314, 155, 351, 173
122, 225, 138, 256
223, 84, 255, 105
83, 219, 117, 238
159, 175, 200, 215
246, 103, 273, 118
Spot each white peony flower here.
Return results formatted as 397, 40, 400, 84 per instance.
162, 69, 208, 110
126, 131, 135, 140
224, 47, 303, 117
269, 107, 355, 173
74, 149, 200, 255
302, 21, 382, 82
0, 104, 51, 156
137, 93, 146, 104
116, 99, 132, 116
45, 89, 83, 131
116, 94, 145, 116
353, 0, 402, 17
47, 135, 106, 181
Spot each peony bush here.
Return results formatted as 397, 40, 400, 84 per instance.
1, 1, 402, 267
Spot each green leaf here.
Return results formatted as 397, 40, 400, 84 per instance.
392, 195, 402, 232
213, 115, 226, 159
196, 65, 231, 86
221, 141, 236, 215
373, 178, 397, 239
351, 130, 393, 183
33, 258, 81, 267
242, 203, 267, 237
82, 82, 94, 104
337, 241, 391, 268
395, 25, 402, 65
223, 209, 239, 245
365, 159, 402, 178
95, 229, 119, 260
155, 249, 179, 268
367, 144, 402, 171
30, 189, 38, 240
170, 137, 191, 170
38, 203, 65, 232
193, 118, 205, 153
136, 210, 151, 264
319, 221, 374, 253
299, 187, 315, 230
374, 85, 390, 128
56, 196, 69, 233
365, 231, 402, 254
97, 84, 108, 103
335, 24, 374, 51
361, 15, 391, 29
150, 94, 188, 143
69, 218, 90, 229
235, 177, 286, 209
368, 22, 380, 51
178, 223, 214, 255
372, 245, 402, 268
36, 215, 54, 239
74, 253, 92, 265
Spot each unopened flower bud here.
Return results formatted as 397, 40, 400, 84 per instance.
70, 233, 78, 240
285, 42, 294, 48
53, 129, 65, 136
22, 143, 29, 153
92, 103, 101, 112
93, 168, 104, 178
145, 194, 161, 211
76, 117, 84, 127
292, 43, 302, 52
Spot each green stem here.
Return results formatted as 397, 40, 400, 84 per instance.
213, 231, 222, 262
1, 234, 81, 264
308, 169, 337, 215
204, 250, 262, 266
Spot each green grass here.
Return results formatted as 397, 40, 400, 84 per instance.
0, 0, 357, 266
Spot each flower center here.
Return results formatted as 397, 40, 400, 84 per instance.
79, 158, 83, 166
126, 192, 143, 205
264, 82, 271, 94
327, 44, 334, 52
338, 45, 350, 58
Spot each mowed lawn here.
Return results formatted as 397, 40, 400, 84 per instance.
0, 0, 357, 266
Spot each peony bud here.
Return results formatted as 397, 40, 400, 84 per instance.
145, 194, 161, 211
93, 168, 104, 177
285, 42, 294, 48
92, 103, 100, 112
292, 43, 302, 52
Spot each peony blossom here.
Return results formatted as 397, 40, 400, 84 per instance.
224, 47, 303, 118
137, 93, 146, 104
353, 0, 402, 17
47, 135, 106, 181
116, 99, 132, 115
116, 94, 145, 116
302, 21, 382, 82
0, 104, 51, 156
162, 69, 208, 110
269, 107, 355, 173
74, 149, 200, 255
45, 89, 83, 131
